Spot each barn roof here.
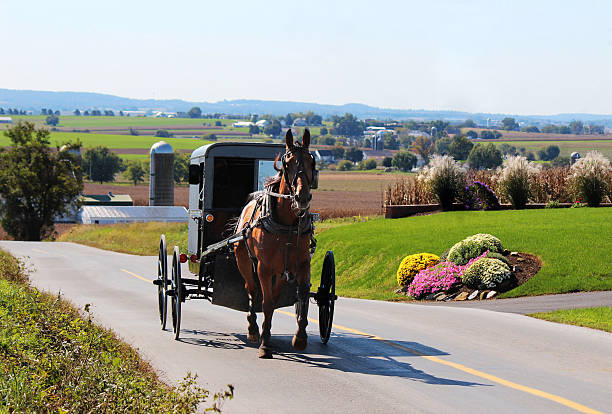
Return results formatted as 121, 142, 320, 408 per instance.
79, 206, 188, 224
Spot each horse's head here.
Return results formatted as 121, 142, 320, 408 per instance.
280, 129, 317, 214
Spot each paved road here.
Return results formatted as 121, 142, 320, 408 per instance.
2, 241, 611, 414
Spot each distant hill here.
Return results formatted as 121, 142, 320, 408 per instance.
1, 88, 612, 125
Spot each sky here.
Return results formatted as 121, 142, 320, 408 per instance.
1, 0, 612, 115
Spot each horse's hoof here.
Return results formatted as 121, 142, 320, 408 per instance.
247, 331, 260, 344
292, 335, 307, 351
258, 346, 273, 359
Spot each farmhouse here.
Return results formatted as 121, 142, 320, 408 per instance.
0, 116, 12, 124
362, 149, 394, 161
313, 149, 334, 163
292, 118, 307, 127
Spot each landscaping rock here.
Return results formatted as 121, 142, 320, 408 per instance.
455, 292, 469, 301
424, 293, 437, 301
435, 294, 447, 301
513, 265, 520, 272
479, 291, 489, 300
510, 251, 519, 256
468, 290, 479, 300
487, 291, 497, 299
517, 257, 525, 262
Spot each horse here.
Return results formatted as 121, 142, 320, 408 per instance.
234, 128, 316, 358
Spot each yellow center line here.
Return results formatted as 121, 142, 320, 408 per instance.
120, 268, 154, 284
31, 248, 48, 254
122, 270, 602, 414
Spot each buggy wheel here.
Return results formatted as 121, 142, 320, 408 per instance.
317, 251, 336, 344
157, 235, 168, 330
171, 246, 182, 340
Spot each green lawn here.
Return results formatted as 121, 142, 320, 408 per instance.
59, 209, 612, 301
0, 131, 212, 150
309, 208, 612, 300
529, 307, 612, 333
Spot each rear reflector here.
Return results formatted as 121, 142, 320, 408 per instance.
190, 254, 198, 263
179, 253, 188, 263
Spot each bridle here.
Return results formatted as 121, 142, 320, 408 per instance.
274, 145, 318, 214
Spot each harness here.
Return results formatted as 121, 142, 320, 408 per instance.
239, 145, 318, 283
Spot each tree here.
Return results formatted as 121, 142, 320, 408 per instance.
429, 120, 449, 138
501, 117, 519, 131
0, 121, 83, 240
41, 108, 48, 115
538, 145, 561, 161
125, 160, 145, 185
359, 159, 377, 170
559, 126, 571, 134
466, 130, 478, 139
499, 143, 517, 156
345, 147, 364, 162
480, 130, 502, 139
73, 109, 81, 116
263, 120, 281, 137
435, 137, 452, 155
174, 151, 190, 183
521, 125, 540, 133
392, 150, 417, 171
383, 133, 399, 150
569, 120, 584, 135
155, 129, 172, 138
320, 127, 328, 135
467, 143, 503, 169
462, 119, 476, 128
332, 113, 363, 137
331, 146, 345, 160
82, 147, 123, 184
382, 157, 392, 167
336, 160, 353, 171
187, 107, 202, 118
249, 124, 260, 134
412, 136, 435, 163
83, 110, 90, 116
448, 135, 474, 160
45, 115, 59, 126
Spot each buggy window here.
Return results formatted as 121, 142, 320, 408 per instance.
258, 161, 276, 190
212, 157, 255, 209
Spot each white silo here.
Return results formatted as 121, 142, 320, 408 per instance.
149, 141, 174, 206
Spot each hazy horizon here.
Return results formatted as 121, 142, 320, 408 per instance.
2, 0, 611, 116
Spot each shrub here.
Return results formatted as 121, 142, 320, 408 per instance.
396, 253, 440, 286
494, 156, 541, 209
545, 200, 562, 209
447, 233, 503, 265
462, 181, 500, 210
408, 261, 463, 298
337, 160, 353, 171
462, 257, 511, 289
155, 129, 172, 138
418, 155, 467, 211
467, 143, 503, 169
569, 151, 612, 206
485, 251, 509, 265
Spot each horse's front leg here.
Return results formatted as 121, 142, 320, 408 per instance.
258, 263, 275, 359
292, 259, 311, 351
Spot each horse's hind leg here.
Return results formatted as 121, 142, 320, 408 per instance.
292, 261, 311, 351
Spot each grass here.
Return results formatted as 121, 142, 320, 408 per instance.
4, 115, 239, 128
58, 222, 188, 255
491, 140, 612, 159
58, 209, 612, 301
529, 307, 612, 333
309, 208, 611, 300
0, 248, 232, 412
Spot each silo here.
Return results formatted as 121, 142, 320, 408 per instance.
149, 141, 174, 206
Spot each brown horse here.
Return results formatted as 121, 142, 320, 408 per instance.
234, 129, 316, 358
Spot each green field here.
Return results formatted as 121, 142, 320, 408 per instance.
4, 115, 239, 128
59, 209, 612, 301
529, 307, 612, 333
0, 130, 211, 150
492, 140, 612, 159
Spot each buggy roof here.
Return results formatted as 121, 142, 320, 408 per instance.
191, 142, 285, 162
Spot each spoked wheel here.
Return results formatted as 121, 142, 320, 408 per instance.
171, 246, 182, 340
317, 251, 336, 344
157, 235, 168, 330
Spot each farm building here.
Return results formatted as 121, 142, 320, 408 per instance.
79, 206, 188, 224
313, 149, 335, 162
81, 193, 133, 206
233, 121, 254, 128
292, 118, 307, 127
255, 119, 269, 128
0, 117, 12, 124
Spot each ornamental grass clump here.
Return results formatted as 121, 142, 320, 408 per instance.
447, 233, 503, 266
407, 261, 464, 298
418, 155, 466, 211
396, 253, 440, 286
494, 156, 541, 209
462, 257, 511, 289
569, 151, 612, 207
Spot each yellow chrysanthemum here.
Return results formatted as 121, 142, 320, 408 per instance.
396, 253, 440, 286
